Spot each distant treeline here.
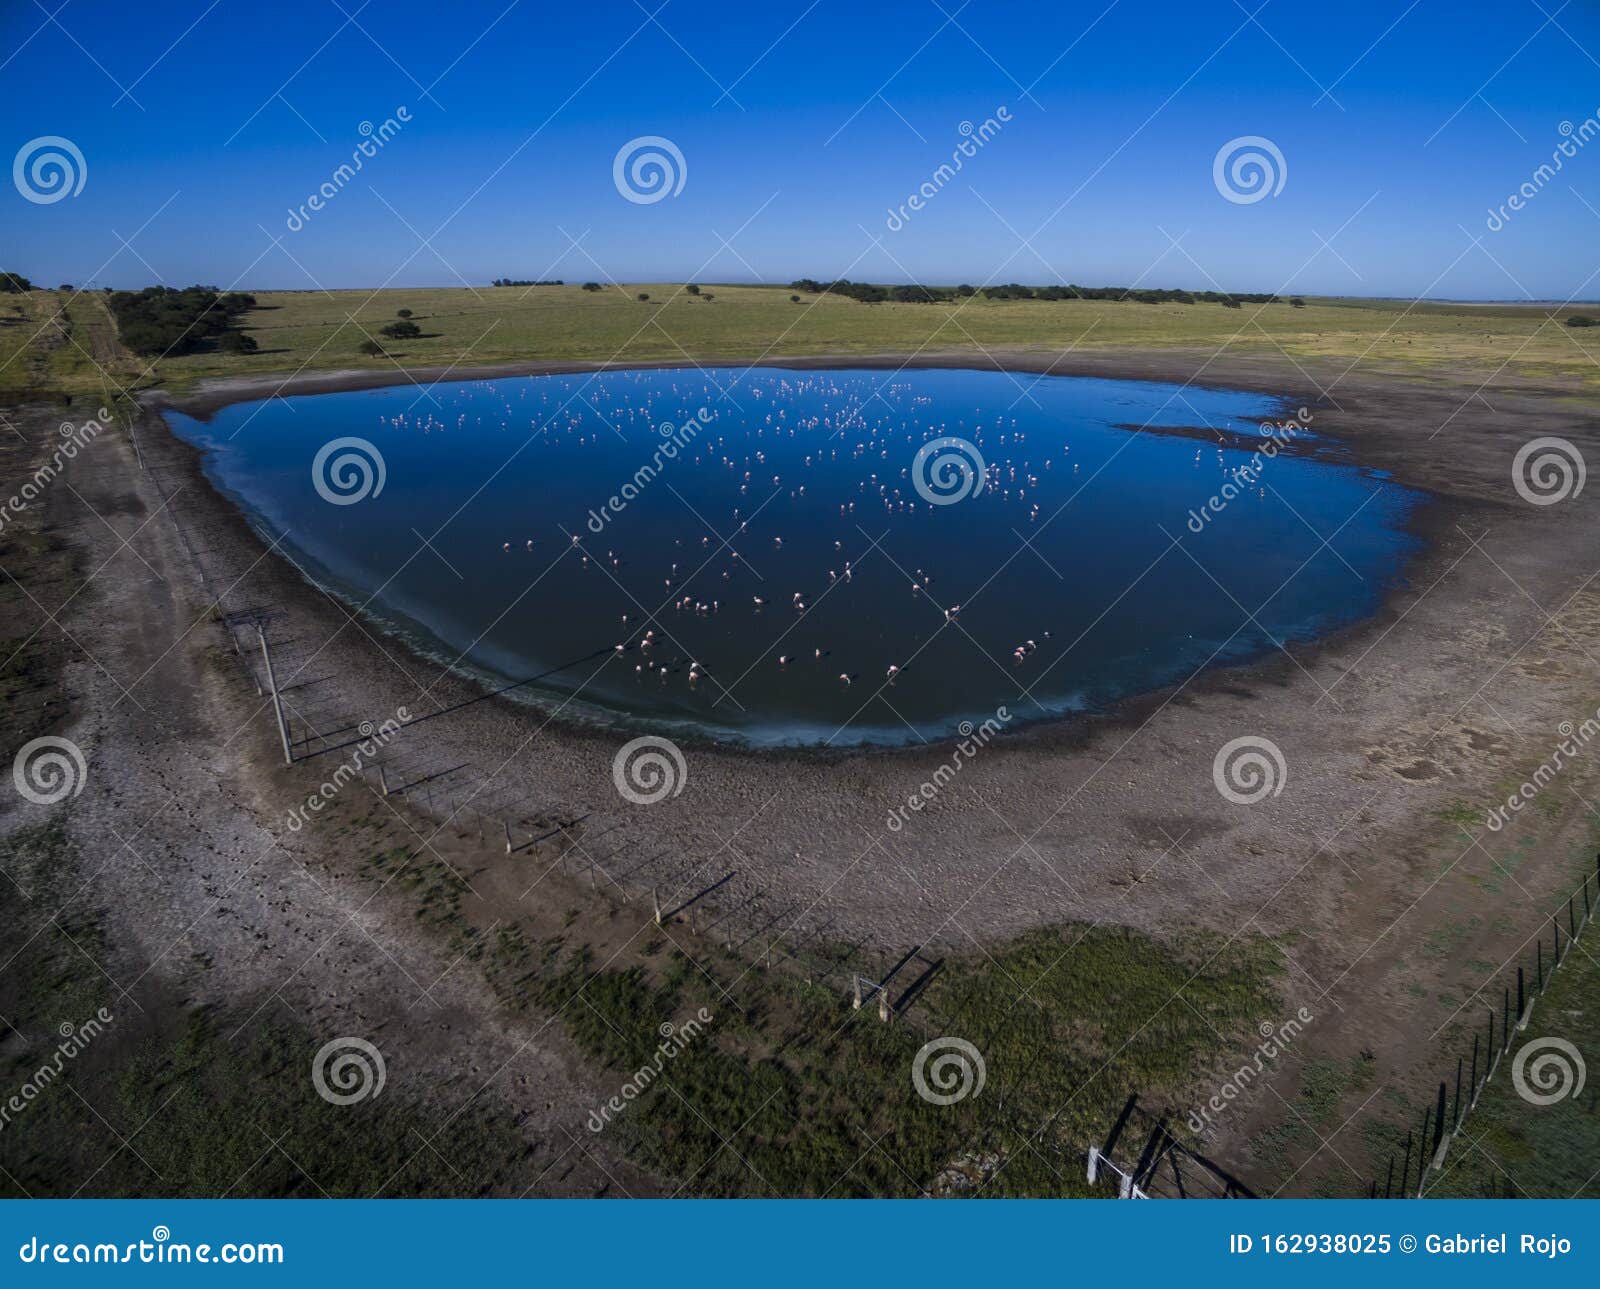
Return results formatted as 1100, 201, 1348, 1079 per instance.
790, 279, 1291, 307
491, 278, 565, 287
108, 286, 258, 356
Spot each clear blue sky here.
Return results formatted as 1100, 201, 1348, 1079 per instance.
3, 0, 1597, 299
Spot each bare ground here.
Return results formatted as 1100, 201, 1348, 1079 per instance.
8, 342, 1598, 1195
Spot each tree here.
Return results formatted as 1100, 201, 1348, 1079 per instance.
581, 282, 602, 292
0, 271, 35, 293
380, 320, 421, 339
358, 339, 386, 356
685, 283, 700, 295
637, 292, 649, 301
216, 330, 257, 354
58, 284, 73, 292
1565, 315, 1596, 328
397, 308, 413, 318
1290, 296, 1306, 308
790, 295, 800, 303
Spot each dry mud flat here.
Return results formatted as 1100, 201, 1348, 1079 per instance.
4, 402, 649, 1198
24, 344, 1600, 1194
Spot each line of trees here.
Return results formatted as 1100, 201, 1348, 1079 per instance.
490, 278, 564, 287
107, 286, 258, 356
790, 279, 1284, 306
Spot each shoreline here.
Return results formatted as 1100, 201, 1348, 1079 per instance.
145, 348, 1451, 762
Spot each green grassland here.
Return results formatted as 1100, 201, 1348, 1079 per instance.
4, 283, 1599, 405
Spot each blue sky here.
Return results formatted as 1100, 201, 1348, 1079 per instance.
3, 0, 1597, 298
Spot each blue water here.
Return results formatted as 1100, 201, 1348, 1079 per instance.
164, 366, 1421, 746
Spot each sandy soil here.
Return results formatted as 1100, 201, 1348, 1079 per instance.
29, 342, 1600, 1194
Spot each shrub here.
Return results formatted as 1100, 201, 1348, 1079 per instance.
216, 330, 257, 354
685, 283, 700, 295
1566, 315, 1596, 328
637, 293, 649, 301
396, 308, 412, 318
581, 282, 602, 292
379, 319, 421, 339
358, 339, 386, 356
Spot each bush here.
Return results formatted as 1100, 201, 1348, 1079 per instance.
358, 339, 386, 356
107, 286, 257, 355
1566, 315, 1596, 328
685, 283, 700, 295
379, 320, 421, 339
581, 282, 602, 292
637, 293, 649, 301
1290, 296, 1306, 307
216, 330, 257, 354
396, 308, 412, 318
0, 271, 34, 293
790, 295, 800, 303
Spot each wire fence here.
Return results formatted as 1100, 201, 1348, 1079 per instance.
134, 409, 917, 1017
1363, 853, 1599, 1199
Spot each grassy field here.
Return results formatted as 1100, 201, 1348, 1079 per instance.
4, 283, 1599, 404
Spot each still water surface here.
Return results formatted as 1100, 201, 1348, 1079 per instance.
164, 366, 1420, 746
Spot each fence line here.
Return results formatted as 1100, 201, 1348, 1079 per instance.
1365, 853, 1599, 1198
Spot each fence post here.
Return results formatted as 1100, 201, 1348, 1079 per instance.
257, 627, 293, 766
